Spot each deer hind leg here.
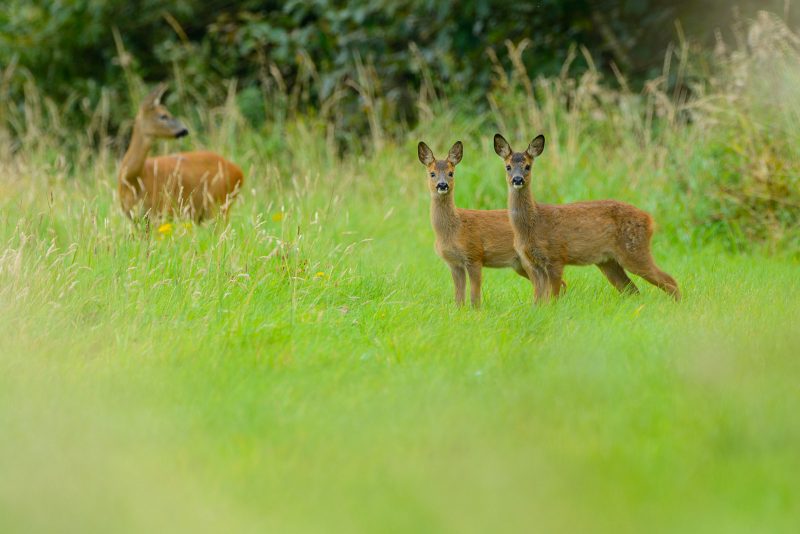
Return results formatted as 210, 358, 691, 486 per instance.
597, 260, 639, 295
644, 264, 681, 302
619, 254, 681, 302
450, 265, 467, 307
466, 263, 483, 309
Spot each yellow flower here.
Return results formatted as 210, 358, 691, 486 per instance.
157, 223, 173, 236
272, 212, 284, 222
314, 271, 326, 279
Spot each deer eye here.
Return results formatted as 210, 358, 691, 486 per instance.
160, 114, 169, 120
430, 172, 435, 178
448, 172, 453, 177
506, 165, 511, 171
525, 164, 531, 171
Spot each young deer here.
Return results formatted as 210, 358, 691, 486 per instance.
494, 133, 681, 303
418, 141, 531, 308
118, 83, 244, 222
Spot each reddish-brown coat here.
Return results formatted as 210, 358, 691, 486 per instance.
419, 141, 528, 308
119, 150, 243, 221
495, 133, 680, 303
118, 84, 243, 221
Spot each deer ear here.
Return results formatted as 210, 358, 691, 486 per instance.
527, 135, 545, 157
494, 134, 511, 159
143, 83, 168, 108
447, 141, 463, 166
418, 142, 435, 166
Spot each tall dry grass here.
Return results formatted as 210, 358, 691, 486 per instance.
0, 11, 798, 252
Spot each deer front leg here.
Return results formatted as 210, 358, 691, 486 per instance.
548, 263, 565, 299
516, 248, 546, 304
466, 263, 483, 309
450, 265, 467, 307
531, 264, 564, 304
532, 269, 551, 304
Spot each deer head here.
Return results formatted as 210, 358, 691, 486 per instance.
136, 83, 189, 139
493, 134, 545, 190
417, 141, 463, 196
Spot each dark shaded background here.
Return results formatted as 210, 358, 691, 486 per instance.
1, 0, 797, 131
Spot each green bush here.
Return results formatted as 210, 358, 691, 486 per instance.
2, 0, 797, 133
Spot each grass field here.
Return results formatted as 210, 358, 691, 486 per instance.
3, 24, 800, 530
1, 118, 799, 533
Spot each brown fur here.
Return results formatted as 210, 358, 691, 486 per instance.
494, 133, 681, 303
118, 83, 244, 222
418, 141, 529, 308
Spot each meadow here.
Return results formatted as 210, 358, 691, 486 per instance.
2, 16, 800, 533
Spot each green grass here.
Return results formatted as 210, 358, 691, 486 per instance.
4, 14, 800, 530
1, 122, 799, 533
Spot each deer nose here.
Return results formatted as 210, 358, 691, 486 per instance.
436, 182, 449, 193
175, 128, 189, 138
511, 176, 524, 188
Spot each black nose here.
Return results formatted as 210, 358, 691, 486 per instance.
175, 128, 189, 138
436, 182, 449, 191
511, 176, 524, 186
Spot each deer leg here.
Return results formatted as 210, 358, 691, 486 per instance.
516, 250, 546, 304
450, 265, 467, 307
532, 269, 551, 304
514, 264, 564, 295
597, 260, 639, 295
466, 263, 483, 309
547, 264, 565, 299
643, 264, 681, 302
621, 255, 681, 302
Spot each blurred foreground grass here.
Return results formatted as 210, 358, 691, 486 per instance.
1, 129, 799, 531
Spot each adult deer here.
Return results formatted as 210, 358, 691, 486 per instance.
118, 83, 244, 222
418, 140, 533, 308
494, 133, 680, 303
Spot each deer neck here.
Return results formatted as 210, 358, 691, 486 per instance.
430, 193, 460, 240
119, 121, 153, 185
509, 186, 539, 233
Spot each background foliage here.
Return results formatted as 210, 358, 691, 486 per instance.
2, 0, 798, 132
